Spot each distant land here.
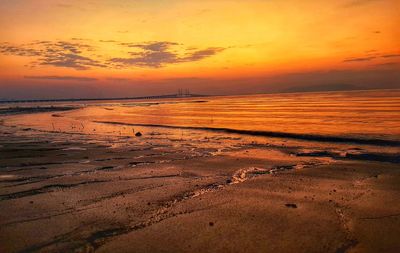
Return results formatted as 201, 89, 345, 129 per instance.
0, 93, 206, 104
1, 86, 399, 104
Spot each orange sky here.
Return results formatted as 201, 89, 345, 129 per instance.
0, 0, 399, 99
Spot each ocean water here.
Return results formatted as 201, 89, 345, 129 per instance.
2, 89, 399, 163
66, 89, 400, 142
4, 89, 400, 146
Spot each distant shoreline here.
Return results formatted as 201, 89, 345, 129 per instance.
1, 88, 399, 104
0, 93, 208, 104
0, 106, 78, 116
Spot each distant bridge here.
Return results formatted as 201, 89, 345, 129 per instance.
0, 93, 207, 104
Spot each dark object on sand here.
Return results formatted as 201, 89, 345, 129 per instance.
135, 132, 142, 137
285, 203, 297, 208
209, 222, 214, 226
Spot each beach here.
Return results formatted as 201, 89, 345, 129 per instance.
0, 90, 400, 253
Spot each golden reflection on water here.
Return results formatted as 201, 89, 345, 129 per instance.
5, 89, 400, 142
69, 90, 400, 140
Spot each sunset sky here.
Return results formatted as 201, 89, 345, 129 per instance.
0, 0, 399, 99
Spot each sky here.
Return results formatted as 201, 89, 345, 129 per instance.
0, 0, 399, 99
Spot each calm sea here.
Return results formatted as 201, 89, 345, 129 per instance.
4, 89, 400, 146
71, 89, 400, 143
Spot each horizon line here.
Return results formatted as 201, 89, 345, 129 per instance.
1, 87, 399, 104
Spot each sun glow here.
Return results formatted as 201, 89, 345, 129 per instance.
0, 0, 399, 98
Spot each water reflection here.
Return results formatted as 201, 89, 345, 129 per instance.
3, 89, 400, 158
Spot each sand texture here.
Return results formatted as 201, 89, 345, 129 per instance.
1, 119, 399, 253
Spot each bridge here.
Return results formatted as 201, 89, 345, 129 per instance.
0, 91, 207, 104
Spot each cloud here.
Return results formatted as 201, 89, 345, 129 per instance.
128, 41, 179, 51
343, 56, 376, 62
110, 41, 225, 68
343, 52, 400, 63
181, 47, 225, 61
0, 43, 40, 57
0, 40, 225, 70
99, 40, 118, 43
374, 62, 400, 67
381, 54, 400, 58
38, 52, 105, 70
24, 75, 97, 81
0, 40, 104, 70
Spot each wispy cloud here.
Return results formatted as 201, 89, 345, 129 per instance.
110, 41, 225, 68
0, 40, 226, 70
343, 52, 400, 63
343, 56, 376, 62
0, 43, 40, 57
99, 40, 118, 43
381, 54, 400, 58
24, 75, 97, 81
0, 40, 104, 70
374, 62, 400, 67
181, 47, 224, 62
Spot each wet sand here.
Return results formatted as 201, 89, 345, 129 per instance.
0, 108, 400, 253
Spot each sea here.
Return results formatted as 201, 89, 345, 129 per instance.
2, 89, 400, 162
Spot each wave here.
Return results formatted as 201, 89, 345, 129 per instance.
94, 121, 400, 147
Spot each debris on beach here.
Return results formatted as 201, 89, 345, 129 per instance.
285, 203, 297, 208
135, 132, 142, 137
